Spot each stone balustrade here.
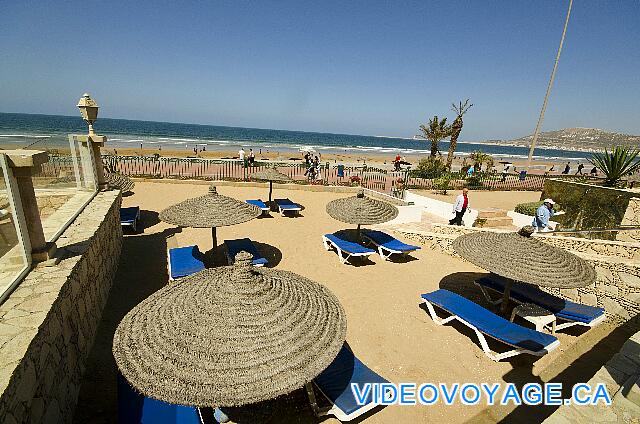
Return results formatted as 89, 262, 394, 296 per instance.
0, 190, 122, 423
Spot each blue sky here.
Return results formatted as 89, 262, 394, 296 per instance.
1, 1, 638, 140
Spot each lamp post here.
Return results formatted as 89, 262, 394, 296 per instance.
76, 93, 108, 190
77, 93, 99, 135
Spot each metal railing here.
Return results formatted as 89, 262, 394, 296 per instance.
101, 155, 604, 196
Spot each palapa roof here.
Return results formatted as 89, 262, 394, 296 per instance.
452, 226, 596, 289
326, 190, 398, 225
159, 185, 261, 228
112, 252, 347, 408
250, 166, 293, 183
105, 172, 135, 192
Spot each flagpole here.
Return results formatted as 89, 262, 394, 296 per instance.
527, 0, 573, 170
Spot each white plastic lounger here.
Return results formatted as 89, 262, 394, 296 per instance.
167, 245, 206, 281
274, 198, 302, 216
421, 289, 560, 361
224, 238, 268, 267
322, 234, 375, 264
362, 230, 420, 260
306, 345, 393, 421
474, 277, 606, 331
246, 199, 270, 216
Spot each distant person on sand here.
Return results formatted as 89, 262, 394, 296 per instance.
449, 188, 470, 226
249, 149, 255, 166
548, 165, 554, 173
394, 153, 401, 171
532, 198, 556, 232
239, 148, 246, 167
562, 162, 570, 174
501, 165, 509, 182
590, 166, 598, 176
576, 163, 584, 175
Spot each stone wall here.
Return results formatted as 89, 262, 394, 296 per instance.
541, 179, 638, 240
396, 224, 640, 322
619, 197, 640, 243
543, 330, 640, 423
0, 190, 122, 424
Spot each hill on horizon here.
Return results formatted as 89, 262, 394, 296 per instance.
488, 128, 640, 152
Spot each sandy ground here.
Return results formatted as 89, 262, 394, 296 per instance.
413, 190, 542, 212
100, 146, 569, 174
74, 182, 633, 424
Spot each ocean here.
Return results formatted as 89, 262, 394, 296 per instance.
0, 112, 593, 162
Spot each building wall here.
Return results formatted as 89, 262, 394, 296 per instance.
0, 190, 122, 424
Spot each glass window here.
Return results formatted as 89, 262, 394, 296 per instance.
0, 154, 30, 304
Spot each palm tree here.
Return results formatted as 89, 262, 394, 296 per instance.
470, 150, 489, 171
446, 99, 473, 169
589, 146, 640, 187
419, 116, 450, 158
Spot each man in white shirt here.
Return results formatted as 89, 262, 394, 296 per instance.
239, 148, 246, 167
449, 187, 470, 226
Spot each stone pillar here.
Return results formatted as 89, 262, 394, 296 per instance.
76, 134, 108, 191
4, 150, 57, 262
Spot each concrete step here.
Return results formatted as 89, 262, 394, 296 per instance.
477, 208, 508, 219
475, 216, 513, 228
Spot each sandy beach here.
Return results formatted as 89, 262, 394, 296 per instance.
99, 146, 581, 175
74, 182, 630, 423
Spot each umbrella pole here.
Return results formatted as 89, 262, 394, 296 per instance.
356, 224, 361, 241
500, 280, 513, 315
269, 181, 273, 203
211, 227, 217, 252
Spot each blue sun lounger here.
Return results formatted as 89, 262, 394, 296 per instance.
421, 289, 559, 361
274, 198, 302, 216
362, 230, 420, 260
167, 245, 206, 280
118, 373, 204, 424
322, 234, 375, 264
246, 199, 270, 215
306, 345, 393, 421
120, 206, 140, 232
224, 238, 268, 266
474, 277, 606, 331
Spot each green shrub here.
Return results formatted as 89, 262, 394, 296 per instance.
514, 201, 544, 216
465, 174, 483, 188
414, 157, 448, 179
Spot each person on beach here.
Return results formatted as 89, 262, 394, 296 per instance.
501, 165, 509, 182
249, 149, 255, 166
576, 163, 584, 175
394, 153, 401, 171
532, 198, 556, 232
449, 188, 470, 226
562, 162, 570, 174
590, 166, 598, 176
239, 148, 246, 167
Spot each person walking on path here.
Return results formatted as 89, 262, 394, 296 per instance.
449, 187, 470, 226
576, 163, 584, 175
239, 148, 246, 168
562, 162, 571, 174
532, 198, 556, 232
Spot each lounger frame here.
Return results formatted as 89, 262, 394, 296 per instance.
362, 233, 418, 261
322, 235, 373, 264
274, 199, 301, 216
474, 280, 606, 331
305, 381, 393, 422
422, 299, 560, 362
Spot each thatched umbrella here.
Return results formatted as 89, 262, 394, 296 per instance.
326, 190, 399, 239
113, 251, 347, 408
159, 185, 261, 252
250, 166, 293, 203
105, 172, 135, 193
453, 226, 596, 314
